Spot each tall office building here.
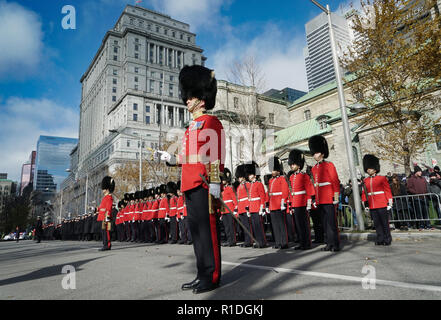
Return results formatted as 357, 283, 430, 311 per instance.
304, 11, 352, 91
263, 87, 307, 103
34, 136, 78, 194
19, 151, 36, 195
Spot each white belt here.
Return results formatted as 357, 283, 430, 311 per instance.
239, 197, 248, 202
368, 191, 385, 196
291, 190, 306, 195
269, 192, 282, 196
177, 206, 184, 210
170, 207, 177, 210
318, 182, 331, 187
250, 197, 261, 201
223, 200, 234, 203
159, 208, 166, 211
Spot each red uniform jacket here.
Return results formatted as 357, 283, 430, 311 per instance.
362, 175, 393, 209
97, 194, 113, 221
141, 202, 148, 221
177, 196, 185, 219
127, 204, 135, 221
236, 182, 250, 214
115, 210, 121, 225
289, 172, 315, 208
151, 200, 159, 219
169, 196, 177, 217
158, 197, 169, 219
248, 181, 266, 213
134, 203, 142, 221
268, 176, 289, 211
311, 161, 340, 205
179, 114, 225, 192
145, 201, 153, 221
221, 185, 237, 215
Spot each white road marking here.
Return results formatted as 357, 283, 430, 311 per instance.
222, 261, 441, 293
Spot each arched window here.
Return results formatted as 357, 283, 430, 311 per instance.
353, 146, 359, 166
304, 109, 311, 120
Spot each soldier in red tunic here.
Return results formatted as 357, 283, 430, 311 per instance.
97, 176, 115, 251
362, 154, 393, 246
157, 184, 169, 244
151, 187, 160, 243
220, 168, 237, 247
309, 135, 341, 252
245, 163, 268, 248
268, 156, 290, 249
167, 182, 179, 244
156, 65, 225, 294
176, 181, 187, 245
288, 149, 315, 250
235, 164, 253, 248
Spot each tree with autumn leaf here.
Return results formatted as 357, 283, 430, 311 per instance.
342, 0, 441, 175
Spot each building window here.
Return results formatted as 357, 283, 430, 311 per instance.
435, 125, 441, 151
112, 87, 116, 93
352, 146, 360, 166
150, 80, 154, 92
170, 75, 174, 82
133, 114, 138, 121
133, 103, 138, 110
134, 67, 139, 73
134, 76, 138, 82
130, 19, 134, 25
114, 40, 118, 45
318, 117, 328, 130
112, 96, 116, 102
127, 140, 130, 147
135, 44, 139, 51
114, 47, 118, 53
134, 84, 138, 91
180, 34, 183, 40
135, 38, 139, 43
188, 36, 191, 42
146, 105, 150, 113
113, 55, 118, 61
234, 97, 239, 108
169, 84, 173, 97
269, 113, 274, 124
113, 78, 117, 85
113, 69, 118, 75
134, 53, 139, 59
304, 109, 311, 120
159, 82, 163, 95
172, 31, 175, 38
164, 29, 168, 35
156, 26, 160, 32
146, 116, 150, 124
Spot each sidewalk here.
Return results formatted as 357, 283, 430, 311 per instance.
340, 228, 441, 241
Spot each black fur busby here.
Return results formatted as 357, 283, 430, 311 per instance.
179, 65, 217, 110
363, 154, 381, 174
129, 193, 135, 201
101, 176, 115, 193
124, 193, 130, 202
159, 184, 167, 195
288, 149, 305, 170
232, 180, 240, 192
118, 201, 124, 209
221, 168, 232, 183
142, 189, 149, 199
235, 164, 246, 179
308, 135, 329, 159
154, 186, 161, 196
166, 182, 178, 195
268, 157, 284, 174
134, 190, 142, 200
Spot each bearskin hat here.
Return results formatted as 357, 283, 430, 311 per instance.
159, 184, 167, 194
129, 193, 135, 201
235, 164, 246, 179
179, 65, 217, 110
220, 168, 232, 183
166, 182, 178, 195
288, 149, 305, 170
124, 193, 130, 202
268, 156, 284, 174
308, 135, 329, 159
244, 161, 260, 178
118, 201, 124, 209
363, 154, 380, 174
101, 176, 115, 193
134, 190, 142, 200
232, 180, 240, 192
155, 186, 161, 196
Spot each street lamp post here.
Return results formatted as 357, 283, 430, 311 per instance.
310, 0, 365, 230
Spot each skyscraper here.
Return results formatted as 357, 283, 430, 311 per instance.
20, 150, 36, 195
304, 11, 352, 91
34, 136, 78, 194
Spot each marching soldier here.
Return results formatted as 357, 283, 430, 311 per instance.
268, 156, 290, 249
220, 168, 237, 247
152, 187, 160, 243
156, 65, 224, 294
288, 149, 315, 250
362, 155, 393, 246
167, 182, 179, 244
176, 181, 187, 245
235, 164, 253, 248
309, 135, 341, 252
144, 189, 155, 243
245, 163, 268, 248
158, 184, 169, 244
97, 176, 115, 251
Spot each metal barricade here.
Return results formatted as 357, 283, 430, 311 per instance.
338, 204, 355, 231
390, 193, 441, 228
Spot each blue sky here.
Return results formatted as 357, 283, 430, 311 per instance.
0, 0, 356, 182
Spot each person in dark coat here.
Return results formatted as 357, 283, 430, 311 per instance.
390, 174, 414, 230
35, 217, 43, 243
16, 226, 20, 242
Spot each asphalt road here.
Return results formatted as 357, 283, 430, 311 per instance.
1, 238, 441, 300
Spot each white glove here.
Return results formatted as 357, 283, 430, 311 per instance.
247, 212, 251, 218
181, 216, 184, 221
290, 208, 295, 215
132, 218, 135, 222
105, 217, 110, 222
281, 199, 286, 211
387, 205, 392, 211
219, 215, 223, 221
387, 200, 393, 211
306, 205, 311, 211
165, 217, 170, 222
365, 207, 370, 213
333, 200, 339, 205
265, 207, 270, 214
209, 183, 221, 199
154, 150, 172, 162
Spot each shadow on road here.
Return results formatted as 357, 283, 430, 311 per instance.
0, 257, 103, 287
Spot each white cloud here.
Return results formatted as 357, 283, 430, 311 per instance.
211, 23, 308, 93
0, 1, 44, 79
0, 97, 79, 182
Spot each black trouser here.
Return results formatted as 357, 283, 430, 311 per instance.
239, 214, 252, 246
414, 198, 430, 228
310, 208, 324, 243
319, 204, 340, 249
183, 217, 192, 242
185, 186, 221, 285
101, 228, 111, 249
371, 207, 392, 244
250, 212, 267, 247
130, 221, 137, 241
169, 216, 178, 242
270, 210, 288, 247
147, 220, 155, 242
285, 212, 296, 243
125, 222, 131, 241
294, 206, 312, 248
178, 218, 187, 242
221, 214, 236, 245
158, 218, 168, 243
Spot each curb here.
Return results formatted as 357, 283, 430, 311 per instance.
340, 231, 441, 241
